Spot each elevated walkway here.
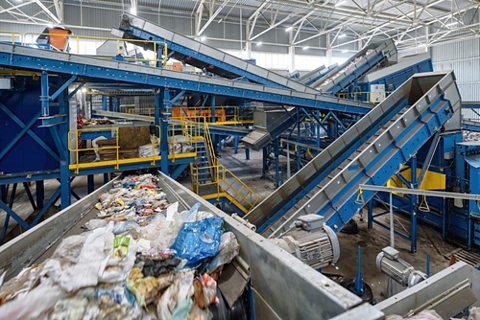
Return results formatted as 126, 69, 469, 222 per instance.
186, 121, 260, 215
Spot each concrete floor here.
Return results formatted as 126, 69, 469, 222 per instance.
0, 143, 462, 304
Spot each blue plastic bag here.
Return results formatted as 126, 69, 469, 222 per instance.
171, 217, 223, 266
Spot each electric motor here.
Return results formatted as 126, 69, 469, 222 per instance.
376, 246, 427, 287
271, 215, 340, 269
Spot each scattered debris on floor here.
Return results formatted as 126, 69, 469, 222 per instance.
0, 174, 245, 319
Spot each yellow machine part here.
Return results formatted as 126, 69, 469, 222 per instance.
387, 166, 446, 190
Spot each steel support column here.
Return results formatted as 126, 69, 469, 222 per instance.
36, 180, 44, 208
155, 88, 168, 174
87, 175, 94, 194
40, 71, 49, 116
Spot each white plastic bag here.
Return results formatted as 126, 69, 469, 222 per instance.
206, 232, 240, 273
58, 223, 114, 292
0, 284, 64, 320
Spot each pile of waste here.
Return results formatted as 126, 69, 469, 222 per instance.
0, 174, 242, 319
463, 130, 480, 142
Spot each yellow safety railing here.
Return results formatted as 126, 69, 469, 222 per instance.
218, 164, 261, 211
67, 124, 197, 173
0, 30, 168, 68
183, 117, 260, 212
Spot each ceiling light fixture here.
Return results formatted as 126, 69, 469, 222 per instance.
285, 26, 293, 32
335, 0, 348, 7
256, 41, 263, 47
338, 33, 347, 39
129, 6, 137, 15
303, 46, 309, 50
200, 36, 206, 42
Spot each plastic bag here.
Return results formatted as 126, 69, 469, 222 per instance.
100, 234, 137, 283
206, 232, 240, 273
49, 296, 89, 320
140, 214, 183, 250
84, 219, 108, 231
157, 270, 195, 320
0, 284, 64, 320
403, 310, 443, 320
58, 223, 114, 292
172, 298, 193, 320
470, 307, 480, 320
52, 234, 86, 264
171, 217, 223, 266
113, 221, 139, 235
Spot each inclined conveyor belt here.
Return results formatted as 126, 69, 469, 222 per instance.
245, 72, 461, 236
117, 13, 319, 94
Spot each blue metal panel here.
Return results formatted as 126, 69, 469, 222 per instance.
367, 59, 433, 91
0, 46, 370, 115
0, 79, 59, 174
321, 97, 454, 231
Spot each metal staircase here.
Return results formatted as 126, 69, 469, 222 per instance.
245, 72, 461, 236
187, 120, 261, 214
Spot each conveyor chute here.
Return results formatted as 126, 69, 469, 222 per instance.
313, 39, 397, 94
246, 72, 461, 236
117, 13, 319, 94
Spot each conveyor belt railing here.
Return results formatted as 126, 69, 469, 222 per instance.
299, 64, 337, 87
117, 13, 319, 94
313, 39, 397, 94
245, 72, 461, 236
268, 72, 461, 237
0, 43, 370, 115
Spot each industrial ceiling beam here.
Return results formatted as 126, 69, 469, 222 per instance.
53, 0, 63, 23
33, 0, 61, 23
0, 1, 35, 15
196, 0, 231, 36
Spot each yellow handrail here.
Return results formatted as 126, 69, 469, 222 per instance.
0, 30, 169, 68
67, 124, 197, 173
184, 116, 260, 212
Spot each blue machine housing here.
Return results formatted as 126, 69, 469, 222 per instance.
0, 76, 61, 174
358, 54, 433, 100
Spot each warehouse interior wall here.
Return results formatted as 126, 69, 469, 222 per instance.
431, 37, 480, 101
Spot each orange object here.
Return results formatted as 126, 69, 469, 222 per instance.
172, 106, 226, 122
172, 62, 183, 71
48, 28, 71, 51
